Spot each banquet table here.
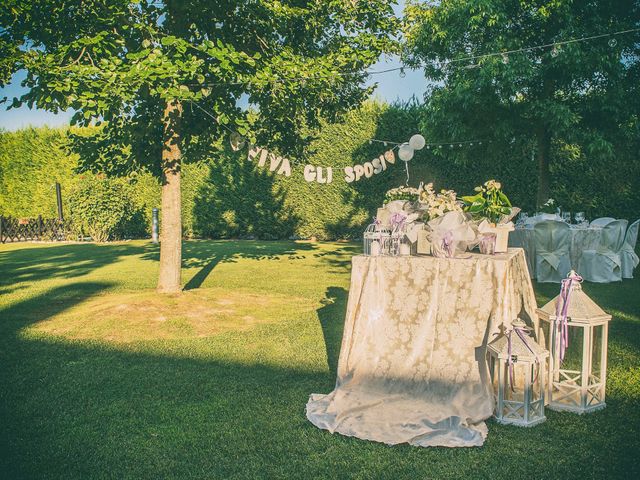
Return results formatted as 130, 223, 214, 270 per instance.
306, 248, 538, 448
509, 225, 603, 277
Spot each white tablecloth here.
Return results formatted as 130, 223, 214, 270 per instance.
509, 226, 603, 277
306, 249, 538, 447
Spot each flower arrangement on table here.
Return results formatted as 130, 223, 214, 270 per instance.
460, 179, 517, 253
539, 198, 558, 214
367, 179, 518, 257
384, 186, 420, 204
418, 182, 463, 221
460, 180, 512, 225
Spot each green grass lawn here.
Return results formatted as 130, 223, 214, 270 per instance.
1, 240, 639, 479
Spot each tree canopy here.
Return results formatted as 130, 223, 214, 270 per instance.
1, 0, 399, 175
403, 0, 640, 205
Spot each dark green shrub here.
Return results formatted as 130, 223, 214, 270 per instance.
68, 175, 146, 242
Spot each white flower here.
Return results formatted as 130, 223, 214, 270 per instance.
484, 179, 501, 190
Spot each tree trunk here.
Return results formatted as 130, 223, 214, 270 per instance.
535, 124, 552, 208
157, 100, 183, 294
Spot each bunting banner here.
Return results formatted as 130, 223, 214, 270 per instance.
247, 146, 397, 184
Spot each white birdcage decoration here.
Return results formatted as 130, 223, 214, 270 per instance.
537, 271, 611, 414
488, 318, 549, 427
363, 222, 391, 256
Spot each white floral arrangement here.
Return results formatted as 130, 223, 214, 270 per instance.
418, 182, 463, 221
384, 186, 421, 204
540, 198, 558, 214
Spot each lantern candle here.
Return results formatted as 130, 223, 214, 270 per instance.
371, 240, 381, 256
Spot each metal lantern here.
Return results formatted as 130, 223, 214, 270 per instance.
363, 223, 391, 256
390, 223, 413, 256
536, 271, 611, 414
488, 318, 549, 427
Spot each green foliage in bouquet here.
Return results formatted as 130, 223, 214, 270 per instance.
461, 180, 512, 224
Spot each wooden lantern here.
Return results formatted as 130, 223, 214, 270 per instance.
488, 319, 549, 427
536, 271, 611, 414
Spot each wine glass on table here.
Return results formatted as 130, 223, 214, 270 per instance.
518, 212, 529, 228
562, 211, 571, 224
575, 212, 586, 227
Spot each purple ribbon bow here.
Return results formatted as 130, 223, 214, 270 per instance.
442, 230, 454, 258
554, 271, 584, 363
390, 213, 407, 229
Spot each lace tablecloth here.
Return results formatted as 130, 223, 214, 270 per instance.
509, 226, 603, 277
306, 249, 538, 448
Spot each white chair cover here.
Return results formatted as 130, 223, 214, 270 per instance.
581, 219, 628, 283
590, 217, 616, 227
533, 221, 571, 283
621, 219, 639, 279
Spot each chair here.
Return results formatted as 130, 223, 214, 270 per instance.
621, 219, 639, 279
590, 217, 616, 227
580, 219, 628, 283
533, 221, 572, 283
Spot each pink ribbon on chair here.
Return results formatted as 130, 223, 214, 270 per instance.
554, 271, 584, 363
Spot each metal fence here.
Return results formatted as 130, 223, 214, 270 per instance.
0, 215, 72, 243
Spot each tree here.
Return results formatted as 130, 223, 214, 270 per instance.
403, 0, 640, 206
0, 0, 398, 292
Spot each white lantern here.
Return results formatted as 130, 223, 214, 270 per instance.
488, 318, 549, 427
536, 271, 611, 414
390, 222, 413, 256
398, 143, 414, 161
409, 134, 426, 150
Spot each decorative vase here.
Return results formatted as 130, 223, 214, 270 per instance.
479, 233, 497, 255
494, 223, 514, 253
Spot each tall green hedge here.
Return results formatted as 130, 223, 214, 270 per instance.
1, 101, 638, 240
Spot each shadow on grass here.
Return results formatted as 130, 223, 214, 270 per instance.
316, 286, 348, 375
175, 240, 320, 290
1, 244, 640, 478
2, 279, 639, 479
0, 243, 147, 286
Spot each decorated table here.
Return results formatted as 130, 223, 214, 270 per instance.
306, 248, 538, 447
509, 225, 603, 277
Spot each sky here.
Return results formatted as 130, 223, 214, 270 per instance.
0, 59, 426, 132
0, 2, 426, 131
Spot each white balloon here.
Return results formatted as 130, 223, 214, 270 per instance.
409, 134, 426, 150
398, 143, 414, 162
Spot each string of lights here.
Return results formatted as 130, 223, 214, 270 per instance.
177, 27, 639, 87
187, 100, 486, 172
126, 3, 639, 87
